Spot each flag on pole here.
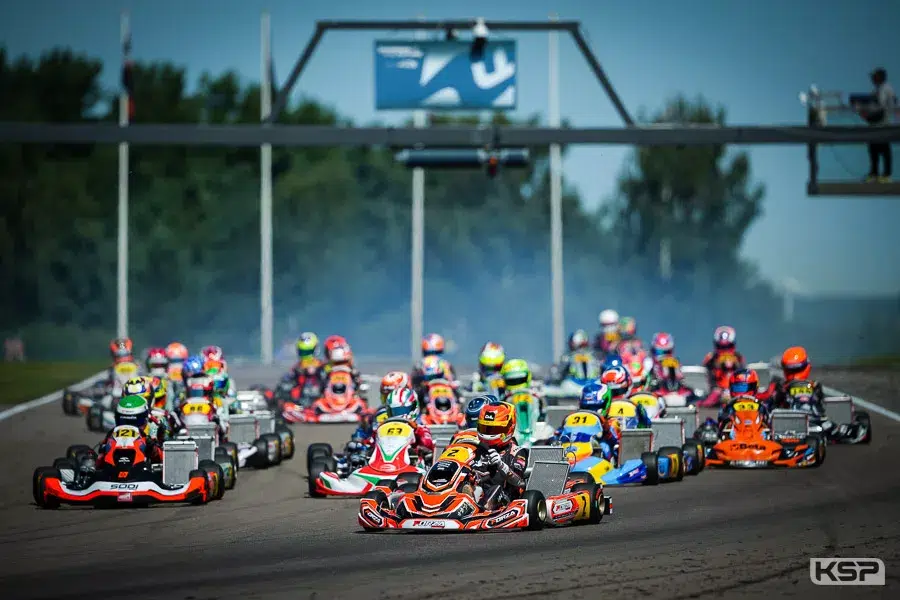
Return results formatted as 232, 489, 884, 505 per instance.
121, 26, 135, 119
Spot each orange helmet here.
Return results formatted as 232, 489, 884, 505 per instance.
380, 371, 411, 404
166, 342, 189, 361
110, 337, 134, 362
422, 333, 446, 356
477, 401, 516, 449
781, 346, 811, 381
728, 369, 759, 397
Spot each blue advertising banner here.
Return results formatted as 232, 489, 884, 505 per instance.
374, 40, 517, 110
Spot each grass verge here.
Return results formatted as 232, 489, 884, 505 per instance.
0, 361, 107, 405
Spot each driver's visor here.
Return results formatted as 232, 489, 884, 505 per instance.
729, 382, 753, 394
478, 423, 511, 436
504, 373, 528, 388
389, 404, 415, 418
783, 362, 808, 374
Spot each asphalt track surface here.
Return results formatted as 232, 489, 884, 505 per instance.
1, 362, 898, 600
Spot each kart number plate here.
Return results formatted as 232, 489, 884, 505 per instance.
607, 401, 637, 417
564, 412, 601, 428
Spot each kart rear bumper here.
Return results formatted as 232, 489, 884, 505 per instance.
42, 477, 208, 506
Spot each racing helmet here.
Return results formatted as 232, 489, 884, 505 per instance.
324, 335, 349, 360
422, 333, 446, 357
165, 342, 189, 362
579, 381, 612, 413
151, 377, 168, 409
123, 376, 154, 404
420, 355, 445, 382
385, 387, 420, 421
201, 345, 224, 362
729, 369, 759, 396
115, 394, 150, 429
567, 329, 590, 351
620, 317, 637, 340
380, 371, 411, 405
600, 366, 632, 400
781, 346, 811, 382
296, 332, 319, 358
601, 353, 624, 371
182, 355, 206, 380
464, 394, 497, 428
329, 344, 352, 366
713, 326, 736, 351
651, 332, 674, 357
109, 337, 134, 363
500, 358, 532, 392
598, 309, 619, 328
145, 347, 168, 372
477, 401, 516, 449
478, 342, 506, 374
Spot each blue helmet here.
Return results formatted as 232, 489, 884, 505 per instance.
601, 353, 623, 371
464, 394, 500, 427
183, 355, 206, 379
579, 382, 612, 413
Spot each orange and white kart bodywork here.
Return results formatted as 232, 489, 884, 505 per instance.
285, 367, 367, 423
358, 441, 611, 532
310, 418, 427, 497
33, 425, 213, 508
706, 399, 824, 468
421, 381, 465, 427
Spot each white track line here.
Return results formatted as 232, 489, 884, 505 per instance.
0, 371, 105, 423
822, 386, 900, 423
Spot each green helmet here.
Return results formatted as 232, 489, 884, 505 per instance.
501, 358, 532, 391
115, 394, 150, 429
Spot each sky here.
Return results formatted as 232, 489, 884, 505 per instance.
3, 0, 899, 296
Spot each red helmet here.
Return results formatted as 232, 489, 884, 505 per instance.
729, 369, 759, 397
201, 345, 224, 362
145, 347, 168, 370
781, 346, 811, 381
324, 335, 349, 359
422, 333, 446, 356
713, 326, 736, 351
651, 332, 674, 356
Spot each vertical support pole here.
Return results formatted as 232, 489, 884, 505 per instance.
548, 14, 565, 360
260, 11, 274, 364
410, 19, 426, 365
117, 11, 130, 340
660, 185, 672, 281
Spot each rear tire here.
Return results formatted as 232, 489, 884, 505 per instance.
220, 442, 239, 471
275, 424, 295, 460
199, 459, 226, 500
640, 452, 660, 485
807, 434, 826, 468
189, 468, 211, 504
522, 490, 547, 531
571, 482, 603, 524
260, 433, 282, 466
855, 411, 872, 444
214, 447, 237, 490
308, 462, 330, 497
306, 443, 333, 474
659, 446, 685, 482
62, 390, 77, 416
681, 442, 702, 475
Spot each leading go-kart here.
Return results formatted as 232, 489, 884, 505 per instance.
32, 425, 223, 508
284, 367, 368, 423
702, 399, 825, 468
308, 417, 428, 497
358, 439, 611, 532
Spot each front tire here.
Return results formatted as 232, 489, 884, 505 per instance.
571, 482, 603, 524
640, 452, 660, 485
522, 490, 547, 531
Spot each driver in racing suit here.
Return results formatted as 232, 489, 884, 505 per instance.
702, 326, 746, 389
470, 342, 506, 393
550, 330, 592, 384
282, 332, 325, 389
548, 382, 619, 461
463, 401, 528, 510
716, 369, 773, 433
593, 309, 621, 358
95, 395, 165, 467
766, 346, 825, 409
319, 343, 362, 391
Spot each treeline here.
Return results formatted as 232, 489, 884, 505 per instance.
2, 47, 893, 364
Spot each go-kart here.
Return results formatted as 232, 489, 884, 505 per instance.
226, 391, 295, 468
83, 362, 141, 431
421, 380, 465, 427
62, 379, 110, 417
505, 389, 555, 447
703, 399, 825, 468
783, 380, 871, 445
552, 405, 697, 487
307, 417, 428, 498
628, 391, 666, 419
283, 367, 368, 423
33, 425, 223, 508
173, 399, 239, 489
358, 440, 611, 532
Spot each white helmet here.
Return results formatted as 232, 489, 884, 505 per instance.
598, 309, 619, 328
385, 387, 420, 421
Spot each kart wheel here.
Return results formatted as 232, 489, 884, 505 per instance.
361, 489, 390, 531
261, 433, 283, 466
681, 442, 703, 475
640, 452, 660, 485
86, 408, 104, 432
62, 390, 77, 416
375, 479, 397, 491
395, 473, 422, 488
214, 447, 237, 490
199, 459, 226, 500
659, 446, 684, 482
189, 468, 211, 505
275, 424, 295, 460
522, 490, 547, 531
306, 443, 333, 474
221, 442, 240, 471
52, 458, 78, 483
855, 411, 872, 444
308, 462, 330, 498
571, 482, 603, 524
807, 434, 825, 468
32, 467, 61, 509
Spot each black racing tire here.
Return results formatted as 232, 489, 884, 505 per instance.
361, 489, 390, 532
306, 443, 333, 474
220, 441, 240, 471
571, 482, 603, 524
375, 479, 397, 491
33, 466, 61, 509
214, 447, 237, 490
565, 472, 594, 487
641, 451, 660, 486
522, 490, 547, 531
62, 390, 77, 416
275, 424, 295, 460
261, 433, 283, 466
189, 468, 211, 505
681, 442, 703, 475
395, 472, 422, 488
855, 411, 872, 444
807, 434, 825, 468
398, 482, 419, 494
308, 462, 330, 498
85, 408, 104, 432
659, 446, 685, 482
199, 459, 226, 500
